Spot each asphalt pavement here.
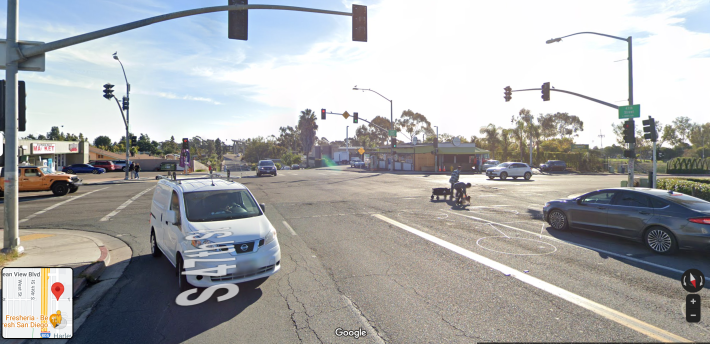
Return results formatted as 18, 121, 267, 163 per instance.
0, 166, 707, 343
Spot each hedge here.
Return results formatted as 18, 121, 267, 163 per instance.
656, 178, 710, 202
667, 157, 710, 174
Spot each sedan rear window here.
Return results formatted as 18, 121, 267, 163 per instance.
665, 194, 710, 212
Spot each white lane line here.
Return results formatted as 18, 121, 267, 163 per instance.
445, 211, 685, 275
20, 187, 110, 223
342, 295, 386, 344
282, 221, 297, 236
100, 186, 156, 222
372, 214, 689, 343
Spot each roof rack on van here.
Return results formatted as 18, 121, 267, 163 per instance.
157, 175, 238, 185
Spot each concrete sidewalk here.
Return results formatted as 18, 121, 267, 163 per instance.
0, 229, 132, 344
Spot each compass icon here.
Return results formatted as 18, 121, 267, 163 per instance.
682, 269, 705, 293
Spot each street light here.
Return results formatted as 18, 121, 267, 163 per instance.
353, 86, 394, 171
113, 52, 131, 180
547, 31, 634, 187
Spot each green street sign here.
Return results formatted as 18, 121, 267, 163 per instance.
571, 144, 589, 151
388, 130, 397, 137
618, 104, 640, 119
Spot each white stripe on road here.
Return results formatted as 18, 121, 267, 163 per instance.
20, 187, 110, 223
100, 186, 156, 222
445, 211, 685, 275
372, 214, 689, 343
282, 221, 297, 236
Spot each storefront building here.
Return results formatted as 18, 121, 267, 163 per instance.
374, 143, 490, 172
18, 140, 89, 172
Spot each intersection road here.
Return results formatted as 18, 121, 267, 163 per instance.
2, 166, 708, 343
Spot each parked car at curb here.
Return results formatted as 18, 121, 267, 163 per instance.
149, 178, 281, 291
62, 164, 106, 174
291, 164, 301, 170
540, 160, 567, 172
112, 160, 128, 172
543, 187, 710, 255
0, 166, 82, 196
486, 162, 532, 180
90, 160, 117, 171
256, 160, 277, 177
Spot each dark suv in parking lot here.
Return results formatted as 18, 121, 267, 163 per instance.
540, 160, 567, 172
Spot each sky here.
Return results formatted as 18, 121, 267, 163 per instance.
1, 0, 709, 149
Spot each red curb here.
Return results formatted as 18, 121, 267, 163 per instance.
97, 245, 108, 262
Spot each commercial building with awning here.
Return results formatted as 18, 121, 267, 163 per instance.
373, 143, 490, 172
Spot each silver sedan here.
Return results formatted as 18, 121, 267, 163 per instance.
543, 187, 710, 254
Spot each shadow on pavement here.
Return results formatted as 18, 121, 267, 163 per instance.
71, 254, 264, 343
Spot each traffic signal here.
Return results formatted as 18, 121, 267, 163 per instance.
122, 96, 129, 111
624, 149, 635, 158
103, 83, 114, 100
504, 86, 512, 102
541, 82, 550, 101
321, 108, 326, 120
391, 137, 397, 148
131, 135, 137, 146
353, 112, 358, 123
182, 138, 189, 150
228, 0, 248, 40
433, 137, 438, 149
0, 80, 27, 132
623, 119, 636, 144
352, 4, 367, 42
642, 117, 657, 142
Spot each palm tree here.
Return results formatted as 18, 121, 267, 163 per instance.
298, 109, 319, 167
499, 129, 513, 162
511, 120, 526, 161
479, 124, 500, 159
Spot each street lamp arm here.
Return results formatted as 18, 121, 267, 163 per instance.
116, 59, 129, 88
552, 31, 628, 43
357, 88, 392, 102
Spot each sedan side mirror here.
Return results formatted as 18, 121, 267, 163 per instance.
260, 203, 266, 212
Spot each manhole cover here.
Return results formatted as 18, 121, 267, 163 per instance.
476, 237, 557, 256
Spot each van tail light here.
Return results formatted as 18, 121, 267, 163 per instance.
689, 218, 710, 225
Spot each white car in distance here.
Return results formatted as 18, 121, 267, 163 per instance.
485, 162, 532, 180
150, 178, 281, 291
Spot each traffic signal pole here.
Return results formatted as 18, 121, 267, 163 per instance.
2, 0, 22, 254
627, 36, 635, 189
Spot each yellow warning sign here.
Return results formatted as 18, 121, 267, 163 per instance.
342, 111, 350, 119
358, 147, 365, 154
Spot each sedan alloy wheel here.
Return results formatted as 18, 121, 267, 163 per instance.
645, 227, 677, 254
548, 210, 568, 230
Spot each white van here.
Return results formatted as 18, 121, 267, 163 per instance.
150, 177, 281, 291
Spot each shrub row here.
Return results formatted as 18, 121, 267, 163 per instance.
656, 178, 710, 202
667, 157, 710, 174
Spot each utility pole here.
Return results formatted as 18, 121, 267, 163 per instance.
528, 115, 533, 166
598, 130, 605, 150
346, 125, 349, 161
627, 36, 635, 188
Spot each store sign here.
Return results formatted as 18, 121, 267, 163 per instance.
32, 143, 55, 154
69, 143, 78, 152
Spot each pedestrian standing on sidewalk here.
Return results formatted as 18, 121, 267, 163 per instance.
129, 162, 135, 179
135, 163, 141, 179
449, 165, 461, 200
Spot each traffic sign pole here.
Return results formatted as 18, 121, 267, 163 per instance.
2, 0, 22, 254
